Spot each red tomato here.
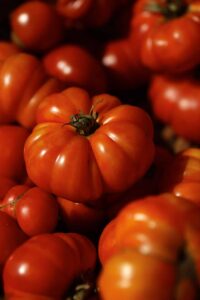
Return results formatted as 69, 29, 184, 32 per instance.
3, 233, 96, 298
10, 1, 64, 52
0, 125, 29, 182
0, 41, 20, 63
101, 38, 150, 91
0, 53, 64, 128
56, 0, 129, 28
24, 87, 155, 204
149, 73, 200, 142
0, 211, 27, 276
57, 197, 105, 234
131, 0, 200, 73
0, 177, 17, 200
42, 45, 107, 94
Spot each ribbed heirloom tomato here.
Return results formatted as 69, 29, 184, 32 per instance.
24, 87, 155, 205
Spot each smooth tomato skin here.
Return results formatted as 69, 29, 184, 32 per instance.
0, 211, 27, 276
57, 197, 105, 234
42, 45, 107, 94
98, 250, 176, 300
24, 87, 155, 204
0, 53, 64, 128
10, 1, 64, 52
149, 74, 200, 142
0, 125, 29, 182
101, 38, 150, 91
0, 184, 30, 218
0, 177, 17, 200
15, 187, 59, 236
56, 0, 129, 28
3, 234, 79, 298
0, 41, 20, 63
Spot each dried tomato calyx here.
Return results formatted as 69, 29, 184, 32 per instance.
145, 0, 187, 19
68, 109, 99, 136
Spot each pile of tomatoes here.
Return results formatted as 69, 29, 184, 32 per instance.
0, 0, 200, 299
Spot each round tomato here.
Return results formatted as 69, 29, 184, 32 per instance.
24, 87, 155, 204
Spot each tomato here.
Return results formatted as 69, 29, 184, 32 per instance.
98, 193, 200, 299
149, 73, 200, 142
98, 250, 177, 300
0, 41, 20, 64
0, 177, 17, 200
0, 211, 27, 277
101, 37, 150, 91
131, 0, 200, 73
57, 197, 105, 234
0, 125, 29, 182
3, 233, 96, 298
159, 148, 200, 206
42, 44, 107, 94
24, 87, 155, 204
56, 0, 129, 28
1, 185, 59, 236
10, 1, 64, 52
0, 53, 64, 128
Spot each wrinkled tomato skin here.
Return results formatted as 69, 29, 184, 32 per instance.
42, 45, 107, 94
98, 250, 176, 300
24, 87, 155, 204
0, 125, 29, 182
131, 0, 200, 73
149, 74, 200, 142
10, 1, 64, 52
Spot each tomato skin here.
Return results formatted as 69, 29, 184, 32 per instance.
0, 53, 64, 128
42, 45, 107, 94
98, 193, 200, 299
10, 1, 64, 52
98, 250, 176, 300
57, 197, 105, 234
0, 211, 27, 276
0, 41, 20, 63
149, 74, 200, 142
131, 0, 200, 73
24, 87, 155, 204
0, 125, 29, 182
3, 233, 96, 298
101, 38, 150, 91
56, 0, 129, 28
159, 148, 200, 206
0, 177, 17, 200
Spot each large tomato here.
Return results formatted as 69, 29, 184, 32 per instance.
131, 0, 200, 73
149, 73, 200, 142
24, 87, 155, 204
0, 53, 64, 128
98, 193, 200, 299
3, 233, 96, 298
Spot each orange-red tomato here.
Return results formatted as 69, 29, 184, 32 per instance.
98, 193, 200, 299
24, 87, 155, 204
0, 53, 64, 128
